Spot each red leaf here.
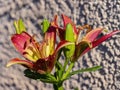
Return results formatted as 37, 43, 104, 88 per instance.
54, 40, 74, 56
44, 26, 56, 55
6, 58, 33, 69
72, 41, 89, 61
57, 28, 65, 40
11, 32, 31, 53
62, 14, 78, 37
81, 30, 120, 56
51, 15, 58, 28
82, 28, 103, 42
33, 56, 55, 74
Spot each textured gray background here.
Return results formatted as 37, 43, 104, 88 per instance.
0, 0, 120, 90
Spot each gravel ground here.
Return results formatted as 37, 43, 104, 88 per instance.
0, 0, 120, 90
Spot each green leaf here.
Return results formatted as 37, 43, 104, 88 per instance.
41, 19, 50, 33
68, 66, 102, 78
14, 19, 26, 34
24, 69, 57, 83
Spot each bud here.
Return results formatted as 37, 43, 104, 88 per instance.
14, 19, 26, 34
41, 19, 50, 33
64, 23, 75, 58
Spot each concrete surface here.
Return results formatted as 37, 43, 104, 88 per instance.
0, 0, 120, 90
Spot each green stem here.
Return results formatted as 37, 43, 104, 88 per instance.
63, 58, 69, 73
53, 82, 64, 90
62, 61, 74, 81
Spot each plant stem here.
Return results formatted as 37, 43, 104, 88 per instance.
63, 58, 69, 73
62, 61, 74, 81
53, 82, 64, 90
